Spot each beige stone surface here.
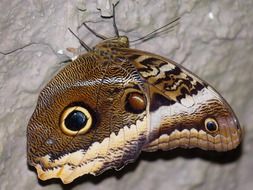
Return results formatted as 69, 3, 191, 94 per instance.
0, 0, 253, 190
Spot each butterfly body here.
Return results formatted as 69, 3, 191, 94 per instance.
27, 36, 242, 184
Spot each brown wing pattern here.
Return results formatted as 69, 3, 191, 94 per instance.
117, 48, 242, 152
27, 36, 242, 184
27, 52, 149, 184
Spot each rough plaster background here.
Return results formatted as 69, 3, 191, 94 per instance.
0, 0, 253, 190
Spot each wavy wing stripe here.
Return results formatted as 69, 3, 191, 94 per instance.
34, 116, 148, 184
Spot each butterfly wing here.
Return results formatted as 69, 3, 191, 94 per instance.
27, 40, 242, 184
117, 48, 242, 152
27, 52, 149, 184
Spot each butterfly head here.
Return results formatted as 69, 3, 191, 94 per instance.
94, 36, 129, 50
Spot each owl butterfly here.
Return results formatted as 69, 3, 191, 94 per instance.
27, 6, 242, 184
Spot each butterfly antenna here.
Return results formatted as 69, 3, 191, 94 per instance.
130, 17, 180, 43
68, 28, 92, 52
112, 3, 120, 37
82, 22, 107, 40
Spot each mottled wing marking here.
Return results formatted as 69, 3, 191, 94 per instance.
116, 48, 241, 152
123, 50, 206, 108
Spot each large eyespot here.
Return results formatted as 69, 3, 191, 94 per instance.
204, 118, 219, 133
125, 92, 147, 114
60, 106, 92, 136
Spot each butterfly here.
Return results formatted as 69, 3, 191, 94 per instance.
27, 6, 242, 184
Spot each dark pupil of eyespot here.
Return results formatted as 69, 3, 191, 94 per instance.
64, 111, 87, 131
206, 121, 217, 131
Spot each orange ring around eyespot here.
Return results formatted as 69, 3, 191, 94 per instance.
60, 106, 92, 136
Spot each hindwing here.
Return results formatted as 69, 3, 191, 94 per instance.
117, 48, 242, 152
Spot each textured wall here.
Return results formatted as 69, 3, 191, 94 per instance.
0, 0, 253, 190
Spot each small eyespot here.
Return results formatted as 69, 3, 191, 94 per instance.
125, 92, 146, 114
60, 106, 92, 136
205, 118, 219, 133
